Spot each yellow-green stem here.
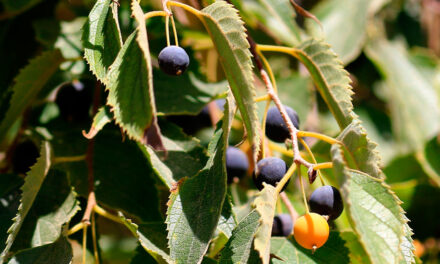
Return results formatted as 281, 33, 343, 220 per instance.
298, 166, 310, 213
67, 222, 86, 236
298, 137, 325, 185
93, 205, 124, 224
82, 226, 87, 264
276, 163, 296, 193
144, 10, 168, 20
297, 131, 340, 145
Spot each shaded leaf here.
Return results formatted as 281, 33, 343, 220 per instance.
2, 0, 42, 15
365, 39, 440, 152
340, 231, 371, 264
140, 120, 208, 188
0, 142, 51, 263
217, 195, 237, 238
130, 246, 160, 264
201, 1, 260, 153
7, 236, 72, 264
166, 96, 234, 263
12, 170, 79, 250
121, 217, 170, 264
0, 51, 63, 148
219, 210, 260, 264
270, 232, 349, 264
83, 0, 122, 82
252, 184, 278, 264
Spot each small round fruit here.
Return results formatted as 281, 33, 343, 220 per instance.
12, 140, 39, 174
158, 46, 190, 76
226, 146, 249, 183
55, 80, 93, 122
293, 213, 329, 250
309, 186, 343, 220
265, 105, 300, 143
253, 157, 289, 191
272, 214, 293, 236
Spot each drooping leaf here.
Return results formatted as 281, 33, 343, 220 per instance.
7, 236, 72, 264
365, 38, 440, 153
166, 96, 234, 263
0, 142, 51, 263
331, 143, 414, 264
140, 120, 208, 188
105, 0, 164, 150
219, 210, 260, 264
294, 39, 354, 129
252, 184, 278, 264
0, 51, 63, 148
12, 170, 79, 250
83, 0, 122, 82
200, 1, 260, 153
244, 0, 301, 46
270, 232, 350, 264
306, 0, 371, 64
154, 70, 227, 115
121, 216, 170, 264
82, 106, 113, 139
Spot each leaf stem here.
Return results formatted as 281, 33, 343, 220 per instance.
297, 131, 340, 145
67, 222, 86, 236
91, 213, 100, 264
167, 1, 202, 19
298, 167, 309, 213
93, 205, 125, 224
144, 10, 168, 20
52, 155, 86, 164
298, 137, 325, 185
82, 225, 87, 264
170, 15, 179, 46
313, 162, 333, 170
275, 163, 296, 193
255, 95, 271, 102
165, 15, 170, 47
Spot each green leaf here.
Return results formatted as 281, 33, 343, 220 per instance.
12, 170, 79, 250
105, 0, 163, 150
7, 236, 72, 264
130, 246, 160, 264
331, 143, 414, 264
0, 142, 51, 263
336, 120, 384, 179
121, 217, 170, 264
340, 231, 371, 264
244, 0, 301, 46
83, 0, 122, 82
365, 38, 440, 152
219, 210, 260, 264
200, 1, 260, 153
166, 96, 234, 263
93, 128, 162, 222
295, 39, 354, 129
270, 232, 350, 264
140, 120, 208, 188
82, 106, 113, 139
55, 18, 86, 75
252, 184, 278, 264
306, 0, 371, 64
0, 51, 63, 148
154, 71, 227, 115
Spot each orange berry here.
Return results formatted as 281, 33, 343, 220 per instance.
413, 239, 425, 258
293, 213, 329, 250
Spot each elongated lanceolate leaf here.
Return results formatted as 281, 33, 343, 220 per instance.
0, 50, 63, 149
0, 142, 51, 263
200, 1, 260, 153
331, 143, 414, 264
365, 39, 440, 152
83, 0, 122, 82
270, 233, 349, 264
166, 96, 235, 264
252, 184, 278, 264
294, 39, 354, 129
219, 210, 260, 264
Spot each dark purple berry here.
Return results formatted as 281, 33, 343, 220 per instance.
265, 105, 300, 143
253, 157, 289, 191
309, 186, 344, 220
226, 146, 249, 183
55, 80, 93, 122
158, 46, 190, 76
12, 140, 39, 174
272, 214, 293, 236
